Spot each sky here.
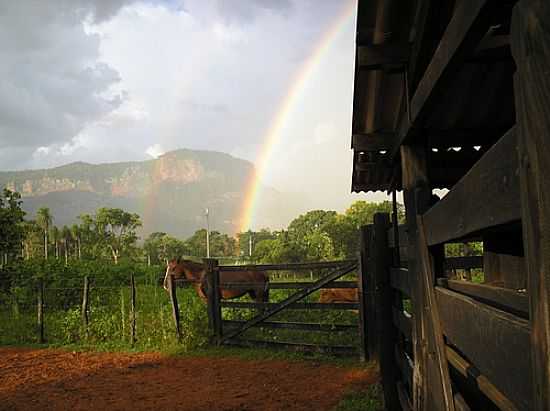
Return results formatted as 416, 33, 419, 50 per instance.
0, 0, 389, 212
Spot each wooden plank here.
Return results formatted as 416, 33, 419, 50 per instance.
358, 225, 370, 362
400, 144, 430, 410
393, 307, 412, 340
439, 278, 529, 317
223, 338, 357, 356
446, 345, 520, 411
390, 267, 411, 296
222, 320, 356, 332
372, 213, 400, 411
219, 262, 357, 344
395, 345, 414, 390
221, 281, 357, 290
436, 286, 532, 410
417, 217, 456, 411
388, 224, 408, 248
220, 301, 359, 310
423, 127, 520, 245
218, 260, 355, 272
391, 0, 495, 158
444, 256, 483, 270
511, 2, 550, 409
130, 274, 136, 346
357, 43, 410, 70
81, 276, 89, 338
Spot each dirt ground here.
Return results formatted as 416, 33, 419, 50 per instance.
0, 348, 377, 411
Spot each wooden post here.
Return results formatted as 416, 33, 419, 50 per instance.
37, 278, 44, 344
511, 2, 550, 408
130, 274, 136, 346
81, 276, 89, 338
372, 213, 401, 411
167, 274, 181, 341
204, 258, 222, 345
358, 225, 371, 362
401, 144, 432, 410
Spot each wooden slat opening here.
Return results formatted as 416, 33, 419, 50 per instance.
423, 128, 520, 245
392, 307, 412, 340
438, 278, 529, 318
223, 338, 357, 356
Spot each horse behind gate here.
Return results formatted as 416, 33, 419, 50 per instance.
164, 258, 269, 303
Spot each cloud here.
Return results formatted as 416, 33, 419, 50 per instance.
145, 143, 165, 158
214, 0, 292, 24
0, 0, 132, 168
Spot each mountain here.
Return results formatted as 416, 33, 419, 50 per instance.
0, 149, 305, 237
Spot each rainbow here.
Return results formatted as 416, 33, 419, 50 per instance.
238, 1, 357, 233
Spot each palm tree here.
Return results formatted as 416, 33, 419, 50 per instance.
61, 225, 71, 265
70, 224, 81, 260
50, 226, 60, 259
36, 208, 53, 260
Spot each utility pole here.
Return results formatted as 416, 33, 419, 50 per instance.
205, 208, 210, 258
248, 230, 253, 258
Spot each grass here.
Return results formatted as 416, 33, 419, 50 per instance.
333, 384, 384, 411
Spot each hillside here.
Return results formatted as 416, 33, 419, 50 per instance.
0, 149, 303, 237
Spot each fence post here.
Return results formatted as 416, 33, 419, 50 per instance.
130, 274, 136, 346
81, 276, 89, 338
168, 274, 181, 341
37, 278, 45, 344
204, 258, 222, 345
358, 225, 372, 362
372, 212, 400, 411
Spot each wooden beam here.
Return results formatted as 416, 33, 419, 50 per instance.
352, 132, 395, 152
391, 0, 496, 158
218, 260, 355, 272
436, 286, 532, 410
511, 1, 550, 409
417, 217, 456, 411
423, 127, 520, 245
357, 43, 410, 70
222, 320, 356, 332
220, 301, 359, 310
446, 344, 520, 411
438, 278, 529, 317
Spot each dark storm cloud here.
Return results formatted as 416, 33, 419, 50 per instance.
0, 1, 134, 166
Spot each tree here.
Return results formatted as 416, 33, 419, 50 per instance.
36, 207, 53, 260
185, 229, 237, 258
236, 229, 275, 257
143, 232, 188, 265
95, 208, 142, 264
50, 226, 60, 259
0, 189, 25, 264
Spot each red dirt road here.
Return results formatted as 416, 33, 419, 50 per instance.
0, 348, 377, 411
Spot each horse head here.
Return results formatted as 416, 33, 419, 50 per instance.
163, 258, 205, 291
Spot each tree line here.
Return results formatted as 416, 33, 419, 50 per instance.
0, 188, 403, 267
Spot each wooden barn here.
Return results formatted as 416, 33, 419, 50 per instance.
351, 0, 549, 410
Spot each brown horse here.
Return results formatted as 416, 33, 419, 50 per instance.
164, 258, 269, 303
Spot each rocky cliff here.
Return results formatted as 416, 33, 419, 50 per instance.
0, 149, 302, 237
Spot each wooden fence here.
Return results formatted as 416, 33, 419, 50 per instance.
366, 209, 533, 410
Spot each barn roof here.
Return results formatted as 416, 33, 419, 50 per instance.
351, 0, 516, 192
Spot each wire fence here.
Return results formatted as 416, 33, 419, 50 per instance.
0, 274, 208, 350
